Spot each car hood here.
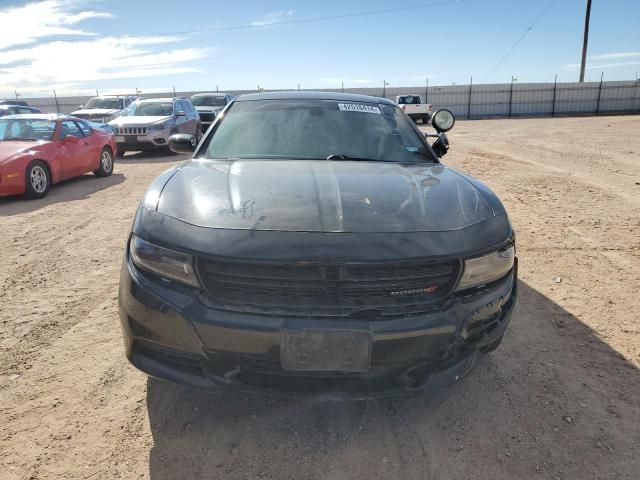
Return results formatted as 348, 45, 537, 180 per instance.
109, 116, 171, 126
155, 160, 496, 233
71, 108, 120, 116
195, 106, 224, 113
0, 141, 46, 165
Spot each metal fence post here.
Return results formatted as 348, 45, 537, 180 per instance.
341, 81, 344, 93
596, 72, 604, 114
425, 78, 429, 104
468, 77, 472, 119
552, 74, 557, 117
508, 76, 514, 118
53, 90, 60, 113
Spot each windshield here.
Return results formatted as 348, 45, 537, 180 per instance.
84, 97, 123, 109
191, 96, 226, 107
398, 95, 422, 104
0, 119, 56, 141
124, 102, 174, 116
204, 99, 436, 162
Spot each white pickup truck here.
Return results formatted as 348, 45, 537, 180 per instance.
396, 94, 432, 124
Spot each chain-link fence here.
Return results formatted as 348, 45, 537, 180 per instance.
6, 79, 640, 118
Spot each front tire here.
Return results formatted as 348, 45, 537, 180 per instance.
25, 160, 51, 199
94, 147, 114, 177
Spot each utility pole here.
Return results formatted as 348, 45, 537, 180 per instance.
579, 0, 592, 82
53, 90, 60, 113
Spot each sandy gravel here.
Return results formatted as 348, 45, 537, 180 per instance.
1, 116, 639, 480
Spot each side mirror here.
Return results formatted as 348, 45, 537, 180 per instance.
64, 135, 79, 144
78, 104, 84, 109
169, 133, 197, 154
431, 109, 455, 133
176, 110, 186, 117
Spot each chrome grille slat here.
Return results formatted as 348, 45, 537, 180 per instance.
115, 126, 148, 136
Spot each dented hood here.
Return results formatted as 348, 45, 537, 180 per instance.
156, 160, 495, 233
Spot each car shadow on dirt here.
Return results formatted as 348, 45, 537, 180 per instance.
145, 281, 640, 479
0, 172, 125, 217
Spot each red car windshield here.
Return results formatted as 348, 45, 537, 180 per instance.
0, 119, 56, 141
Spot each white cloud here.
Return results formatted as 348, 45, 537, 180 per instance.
590, 52, 640, 60
251, 10, 293, 26
566, 52, 640, 70
0, 36, 211, 93
0, 0, 113, 50
566, 60, 640, 70
0, 1, 215, 96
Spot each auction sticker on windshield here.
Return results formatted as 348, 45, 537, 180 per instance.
337, 103, 381, 114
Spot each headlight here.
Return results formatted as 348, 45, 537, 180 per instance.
148, 122, 168, 132
455, 244, 515, 291
129, 235, 199, 287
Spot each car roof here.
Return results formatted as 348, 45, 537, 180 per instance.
137, 97, 179, 103
90, 95, 135, 98
192, 92, 228, 97
0, 104, 38, 109
235, 91, 395, 105
2, 113, 74, 121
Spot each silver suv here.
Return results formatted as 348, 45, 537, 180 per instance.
71, 95, 138, 123
108, 97, 201, 154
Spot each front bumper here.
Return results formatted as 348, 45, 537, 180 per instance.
0, 170, 25, 196
118, 256, 517, 399
115, 131, 170, 150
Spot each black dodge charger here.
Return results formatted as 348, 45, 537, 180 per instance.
118, 91, 517, 399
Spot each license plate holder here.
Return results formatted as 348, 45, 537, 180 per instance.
280, 329, 372, 372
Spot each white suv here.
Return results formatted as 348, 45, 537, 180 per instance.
71, 95, 138, 123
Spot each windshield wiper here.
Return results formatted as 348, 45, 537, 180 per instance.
326, 154, 388, 162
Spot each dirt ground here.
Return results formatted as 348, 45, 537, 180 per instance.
1, 115, 639, 480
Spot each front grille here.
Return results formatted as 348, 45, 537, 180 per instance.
197, 258, 460, 316
114, 125, 148, 135
198, 112, 215, 122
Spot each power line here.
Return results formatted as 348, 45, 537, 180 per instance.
151, 0, 472, 36
481, 0, 556, 83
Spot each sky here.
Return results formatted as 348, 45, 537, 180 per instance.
0, 0, 638, 97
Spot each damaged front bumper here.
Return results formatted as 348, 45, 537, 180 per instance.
118, 257, 517, 400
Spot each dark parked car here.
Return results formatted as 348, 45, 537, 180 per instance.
118, 92, 517, 398
190, 93, 234, 132
0, 105, 44, 117
0, 100, 29, 106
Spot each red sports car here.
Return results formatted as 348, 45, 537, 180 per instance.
0, 114, 118, 198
